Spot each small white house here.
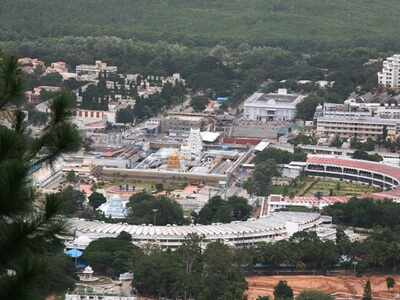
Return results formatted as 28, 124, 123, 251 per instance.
119, 272, 134, 281
98, 195, 128, 219
79, 266, 98, 282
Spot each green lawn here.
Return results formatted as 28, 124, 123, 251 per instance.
305, 179, 378, 197
272, 177, 378, 197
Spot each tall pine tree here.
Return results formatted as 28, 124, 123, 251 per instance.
362, 280, 373, 300
0, 54, 81, 299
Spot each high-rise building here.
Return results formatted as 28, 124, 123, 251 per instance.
378, 54, 400, 89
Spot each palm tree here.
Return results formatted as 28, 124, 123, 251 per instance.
0, 54, 81, 299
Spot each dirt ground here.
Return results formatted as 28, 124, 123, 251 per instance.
246, 275, 400, 300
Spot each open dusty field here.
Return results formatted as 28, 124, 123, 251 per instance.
246, 275, 400, 300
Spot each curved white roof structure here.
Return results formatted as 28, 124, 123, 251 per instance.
68, 212, 324, 249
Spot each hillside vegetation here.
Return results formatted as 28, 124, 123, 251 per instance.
0, 1, 391, 108
1, 0, 400, 47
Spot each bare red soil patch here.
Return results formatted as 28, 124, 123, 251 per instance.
246, 275, 400, 300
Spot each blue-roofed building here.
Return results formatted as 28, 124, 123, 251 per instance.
216, 96, 229, 102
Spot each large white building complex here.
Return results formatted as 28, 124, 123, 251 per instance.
67, 212, 330, 249
243, 89, 305, 121
378, 54, 400, 89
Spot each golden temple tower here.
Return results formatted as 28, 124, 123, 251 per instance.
167, 151, 181, 170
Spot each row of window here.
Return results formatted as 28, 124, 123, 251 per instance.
74, 110, 104, 118
320, 127, 383, 132
305, 170, 394, 189
318, 123, 389, 128
307, 164, 399, 186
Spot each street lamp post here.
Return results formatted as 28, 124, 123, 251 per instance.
152, 208, 158, 225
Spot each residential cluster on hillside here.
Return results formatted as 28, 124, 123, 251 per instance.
19, 57, 186, 131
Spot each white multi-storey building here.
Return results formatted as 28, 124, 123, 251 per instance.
378, 54, 400, 89
243, 89, 305, 121
76, 60, 118, 81
314, 103, 372, 120
316, 115, 398, 140
315, 97, 400, 121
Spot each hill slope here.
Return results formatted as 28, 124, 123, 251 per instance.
0, 0, 399, 47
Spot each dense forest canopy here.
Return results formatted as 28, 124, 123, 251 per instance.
0, 1, 395, 107
1, 0, 400, 48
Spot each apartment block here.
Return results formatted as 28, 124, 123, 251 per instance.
378, 54, 400, 89
316, 116, 398, 140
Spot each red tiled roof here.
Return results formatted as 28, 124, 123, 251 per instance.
222, 137, 261, 145
370, 188, 400, 200
103, 147, 125, 158
307, 155, 400, 181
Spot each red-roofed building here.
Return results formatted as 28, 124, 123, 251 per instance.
260, 155, 400, 216
222, 137, 262, 145
305, 155, 400, 189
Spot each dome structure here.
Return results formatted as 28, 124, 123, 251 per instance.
79, 265, 98, 282
83, 266, 94, 274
